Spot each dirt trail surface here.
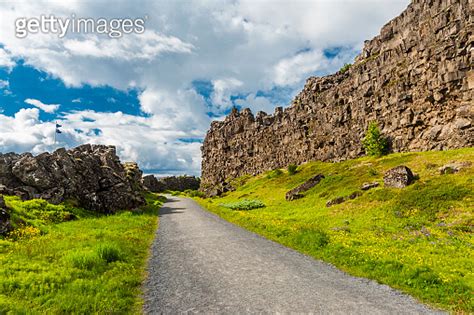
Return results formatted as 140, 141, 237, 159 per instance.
143, 196, 442, 314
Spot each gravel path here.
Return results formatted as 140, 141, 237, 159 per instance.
143, 196, 442, 314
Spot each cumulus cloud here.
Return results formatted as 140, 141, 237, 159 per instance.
272, 50, 325, 86
0, 108, 55, 153
0, 48, 14, 70
24, 98, 60, 113
63, 31, 194, 61
234, 93, 274, 114
211, 78, 243, 110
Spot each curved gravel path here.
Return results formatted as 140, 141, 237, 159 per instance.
143, 196, 442, 314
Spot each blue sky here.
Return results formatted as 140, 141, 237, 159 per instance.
0, 0, 409, 176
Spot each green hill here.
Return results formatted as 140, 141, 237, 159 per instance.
194, 148, 473, 312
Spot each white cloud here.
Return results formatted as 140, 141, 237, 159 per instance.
0, 48, 14, 70
234, 93, 274, 114
272, 50, 325, 86
211, 78, 243, 110
0, 108, 55, 153
63, 31, 194, 61
0, 79, 9, 89
24, 98, 60, 113
138, 87, 211, 134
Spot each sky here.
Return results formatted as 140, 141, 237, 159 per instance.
0, 0, 409, 176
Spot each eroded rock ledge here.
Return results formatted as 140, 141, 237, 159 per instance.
201, 0, 473, 195
0, 144, 145, 213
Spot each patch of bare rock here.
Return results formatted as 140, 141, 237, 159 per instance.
285, 174, 325, 201
0, 196, 11, 235
439, 161, 472, 175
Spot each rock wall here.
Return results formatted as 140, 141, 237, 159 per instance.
0, 144, 145, 213
201, 0, 473, 195
143, 175, 200, 192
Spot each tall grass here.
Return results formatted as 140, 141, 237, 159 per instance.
0, 193, 163, 313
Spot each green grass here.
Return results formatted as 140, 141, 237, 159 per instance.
0, 193, 164, 313
339, 63, 352, 73
195, 148, 474, 312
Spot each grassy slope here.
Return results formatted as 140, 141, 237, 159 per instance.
195, 148, 474, 312
0, 193, 163, 314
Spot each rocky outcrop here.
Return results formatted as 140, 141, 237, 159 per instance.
201, 0, 473, 195
361, 182, 380, 191
285, 174, 325, 201
326, 191, 363, 207
143, 175, 200, 192
439, 161, 472, 174
326, 196, 346, 208
0, 144, 145, 213
0, 196, 11, 235
383, 166, 414, 188
143, 175, 163, 192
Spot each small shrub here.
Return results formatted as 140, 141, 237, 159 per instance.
220, 199, 265, 211
362, 122, 388, 157
339, 63, 352, 74
287, 164, 298, 175
368, 168, 378, 176
96, 243, 122, 263
266, 169, 283, 179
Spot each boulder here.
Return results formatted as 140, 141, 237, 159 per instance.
0, 145, 145, 213
326, 196, 345, 207
326, 191, 363, 207
0, 184, 13, 195
439, 161, 471, 175
286, 174, 325, 201
361, 182, 380, 191
0, 196, 11, 235
383, 166, 414, 188
347, 191, 363, 200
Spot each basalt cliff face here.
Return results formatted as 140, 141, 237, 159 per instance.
201, 0, 473, 195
